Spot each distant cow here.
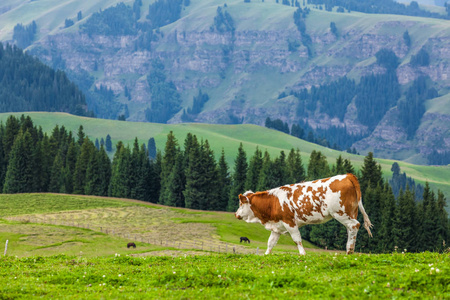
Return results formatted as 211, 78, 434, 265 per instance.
127, 242, 136, 248
240, 237, 250, 243
235, 173, 373, 255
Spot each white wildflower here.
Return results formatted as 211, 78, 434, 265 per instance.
415, 269, 419, 272
386, 282, 390, 287
218, 275, 221, 278
436, 269, 440, 273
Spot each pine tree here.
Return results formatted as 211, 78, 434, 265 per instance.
148, 137, 157, 160
245, 147, 263, 191
84, 148, 102, 195
378, 184, 396, 252
286, 148, 305, 183
77, 125, 85, 146
307, 150, 330, 180
64, 141, 78, 194
184, 136, 202, 209
436, 190, 449, 251
73, 138, 95, 194
166, 151, 185, 207
257, 151, 275, 191
49, 150, 65, 193
227, 143, 247, 211
159, 131, 179, 204
148, 151, 162, 203
423, 189, 439, 251
334, 155, 345, 175
3, 130, 34, 193
201, 140, 220, 211
393, 187, 418, 252
3, 115, 20, 160
217, 149, 231, 211
360, 152, 383, 194
109, 142, 132, 198
105, 134, 112, 152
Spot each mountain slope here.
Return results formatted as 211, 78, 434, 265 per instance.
0, 0, 450, 164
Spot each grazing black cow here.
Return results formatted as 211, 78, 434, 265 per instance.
127, 242, 136, 248
240, 237, 250, 243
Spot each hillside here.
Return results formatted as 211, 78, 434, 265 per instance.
0, 0, 450, 164
0, 193, 314, 257
0, 112, 449, 203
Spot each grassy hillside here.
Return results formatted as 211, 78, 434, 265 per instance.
0, 112, 449, 203
0, 193, 317, 258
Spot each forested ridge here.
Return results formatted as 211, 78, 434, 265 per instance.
0, 43, 91, 116
1, 115, 448, 254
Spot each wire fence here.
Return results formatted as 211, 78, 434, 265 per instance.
8, 216, 261, 255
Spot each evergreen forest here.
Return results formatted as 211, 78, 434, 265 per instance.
0, 43, 90, 116
1, 115, 448, 254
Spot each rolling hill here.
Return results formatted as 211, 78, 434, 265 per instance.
0, 193, 316, 257
0, 112, 449, 205
1, 0, 450, 164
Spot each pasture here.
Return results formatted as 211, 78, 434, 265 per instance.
0, 194, 449, 298
0, 253, 448, 298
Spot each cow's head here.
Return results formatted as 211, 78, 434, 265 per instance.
235, 191, 256, 222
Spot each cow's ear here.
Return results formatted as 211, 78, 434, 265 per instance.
239, 194, 249, 204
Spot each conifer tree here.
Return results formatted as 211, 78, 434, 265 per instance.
257, 151, 275, 191
228, 143, 247, 211
73, 138, 96, 194
147, 137, 157, 160
393, 188, 418, 252
64, 141, 78, 194
77, 125, 85, 146
307, 150, 330, 180
167, 151, 186, 207
3, 115, 20, 160
3, 130, 34, 193
343, 158, 355, 174
360, 152, 383, 194
378, 184, 396, 252
217, 149, 231, 211
245, 147, 263, 191
105, 134, 112, 152
49, 150, 65, 193
286, 148, 305, 183
131, 143, 151, 201
436, 190, 449, 250
184, 136, 202, 209
201, 140, 220, 210
423, 189, 439, 250
109, 142, 132, 198
148, 151, 162, 203
159, 131, 179, 204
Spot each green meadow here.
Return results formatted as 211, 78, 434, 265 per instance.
0, 193, 449, 299
0, 112, 449, 205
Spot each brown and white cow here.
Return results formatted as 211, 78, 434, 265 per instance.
235, 173, 373, 255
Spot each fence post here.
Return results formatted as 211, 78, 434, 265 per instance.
233, 247, 235, 254
202, 242, 203, 251
4, 240, 8, 256
256, 247, 259, 255
100, 227, 102, 232
226, 243, 228, 253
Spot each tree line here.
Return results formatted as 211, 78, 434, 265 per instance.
0, 43, 91, 117
308, 0, 449, 20
1, 115, 448, 253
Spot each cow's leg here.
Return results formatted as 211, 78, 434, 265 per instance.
332, 213, 360, 254
265, 231, 281, 255
285, 225, 306, 255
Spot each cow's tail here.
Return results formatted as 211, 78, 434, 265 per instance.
347, 173, 373, 238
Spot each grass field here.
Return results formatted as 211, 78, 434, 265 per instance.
0, 252, 448, 298
0, 192, 448, 298
0, 193, 318, 258
0, 112, 449, 206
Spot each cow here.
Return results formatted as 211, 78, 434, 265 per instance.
240, 237, 251, 243
127, 242, 136, 248
235, 173, 373, 255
